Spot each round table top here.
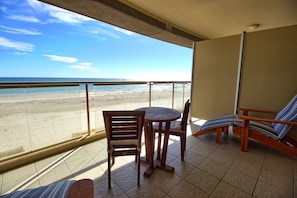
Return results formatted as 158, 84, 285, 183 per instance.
136, 107, 181, 122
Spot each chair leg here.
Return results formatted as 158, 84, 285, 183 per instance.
215, 128, 223, 143
241, 121, 249, 152
137, 153, 140, 187
157, 131, 162, 160
180, 133, 186, 161
108, 153, 111, 189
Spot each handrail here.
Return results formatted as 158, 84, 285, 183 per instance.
0, 80, 191, 88
0, 80, 191, 163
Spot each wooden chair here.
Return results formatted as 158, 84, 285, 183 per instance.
192, 114, 235, 143
193, 95, 297, 156
153, 99, 191, 161
233, 95, 297, 155
103, 110, 145, 189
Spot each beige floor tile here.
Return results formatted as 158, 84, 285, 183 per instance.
93, 177, 126, 197
0, 174, 2, 194
110, 166, 141, 192
168, 158, 195, 178
182, 150, 206, 167
1, 163, 37, 194
125, 179, 166, 198
211, 181, 251, 198
185, 168, 220, 194
254, 180, 292, 198
236, 149, 266, 167
34, 153, 64, 172
189, 140, 218, 158
168, 180, 208, 198
198, 158, 229, 179
208, 149, 237, 167
263, 150, 293, 175
1, 123, 296, 197
38, 163, 73, 186
293, 179, 297, 197
222, 168, 257, 194
145, 168, 182, 194
259, 169, 293, 192
230, 158, 262, 179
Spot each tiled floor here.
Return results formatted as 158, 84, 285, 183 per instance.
1, 121, 297, 197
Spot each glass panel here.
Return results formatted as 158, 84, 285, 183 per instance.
151, 83, 172, 108
93, 83, 150, 131
0, 85, 82, 159
173, 83, 191, 111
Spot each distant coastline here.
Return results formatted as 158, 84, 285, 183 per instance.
0, 77, 129, 83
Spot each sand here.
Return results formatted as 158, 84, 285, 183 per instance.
0, 87, 189, 159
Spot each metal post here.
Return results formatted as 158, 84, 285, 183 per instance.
85, 84, 91, 134
172, 83, 175, 109
149, 82, 152, 107
234, 31, 246, 114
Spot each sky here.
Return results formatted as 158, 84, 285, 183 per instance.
0, 0, 193, 81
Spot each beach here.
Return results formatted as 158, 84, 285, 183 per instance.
0, 87, 189, 159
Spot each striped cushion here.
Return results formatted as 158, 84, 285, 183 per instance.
272, 95, 297, 139
0, 180, 75, 198
200, 114, 235, 130
234, 120, 278, 139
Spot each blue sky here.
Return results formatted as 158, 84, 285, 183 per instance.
0, 0, 193, 81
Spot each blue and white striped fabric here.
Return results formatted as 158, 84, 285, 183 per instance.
272, 95, 297, 139
0, 180, 75, 198
200, 95, 297, 140
233, 120, 279, 139
200, 114, 235, 130
233, 95, 297, 140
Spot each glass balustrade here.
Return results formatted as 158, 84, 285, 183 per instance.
0, 81, 191, 160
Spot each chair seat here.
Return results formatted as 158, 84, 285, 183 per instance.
153, 120, 183, 133
200, 114, 235, 130
110, 139, 139, 146
233, 120, 279, 139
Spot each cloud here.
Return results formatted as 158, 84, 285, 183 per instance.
43, 54, 99, 73
43, 54, 78, 63
0, 37, 34, 52
0, 25, 42, 35
48, 10, 93, 24
69, 62, 99, 72
26, 0, 93, 24
8, 15, 40, 23
113, 27, 136, 36
89, 28, 120, 40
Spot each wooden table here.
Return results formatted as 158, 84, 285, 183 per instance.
136, 107, 181, 177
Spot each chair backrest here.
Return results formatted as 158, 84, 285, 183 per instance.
180, 99, 191, 131
103, 110, 145, 150
272, 95, 297, 139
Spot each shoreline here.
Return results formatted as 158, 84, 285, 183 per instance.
0, 89, 186, 159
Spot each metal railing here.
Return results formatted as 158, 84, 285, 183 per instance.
0, 80, 191, 161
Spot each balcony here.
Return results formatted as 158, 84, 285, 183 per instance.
0, 80, 296, 197
1, 124, 296, 197
0, 80, 190, 162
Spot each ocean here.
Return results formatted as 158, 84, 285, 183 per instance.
0, 77, 128, 83
0, 77, 153, 96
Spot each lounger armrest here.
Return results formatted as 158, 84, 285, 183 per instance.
237, 115, 297, 125
237, 107, 278, 115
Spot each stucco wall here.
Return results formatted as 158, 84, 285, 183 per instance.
191, 25, 297, 119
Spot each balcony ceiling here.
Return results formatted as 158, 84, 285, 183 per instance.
39, 0, 297, 48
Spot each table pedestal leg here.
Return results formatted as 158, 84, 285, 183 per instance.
143, 122, 174, 177
143, 121, 156, 177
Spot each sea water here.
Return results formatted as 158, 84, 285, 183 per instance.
0, 77, 151, 96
